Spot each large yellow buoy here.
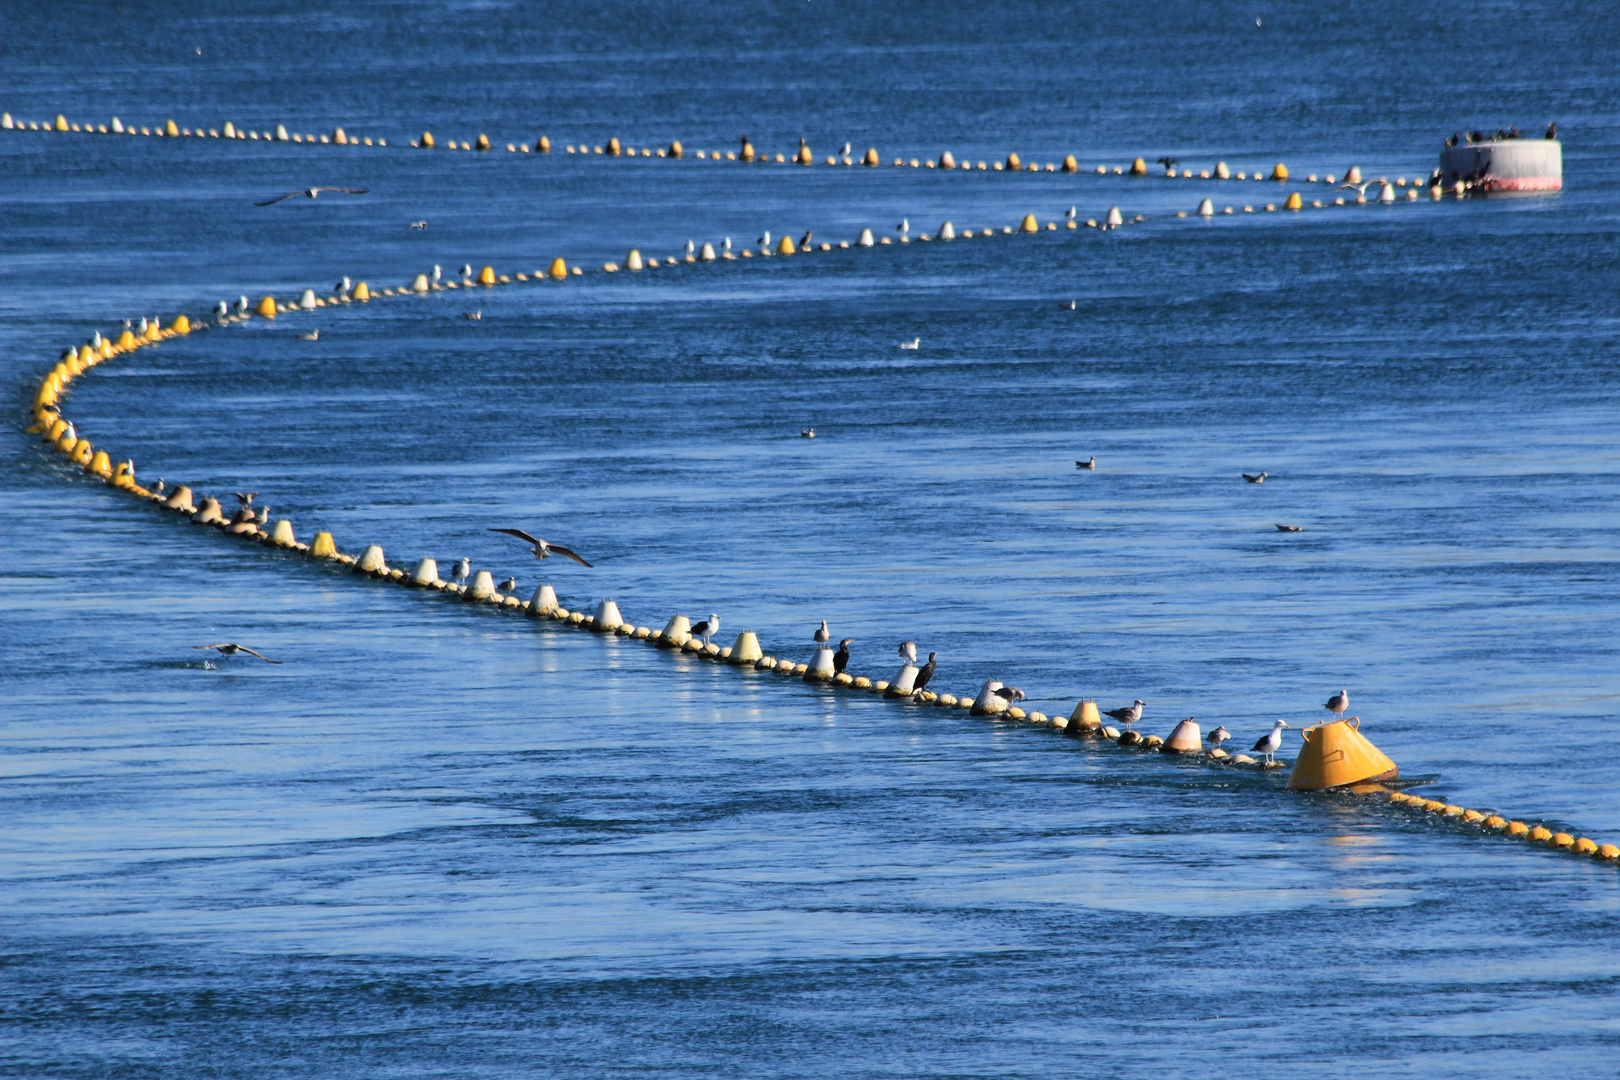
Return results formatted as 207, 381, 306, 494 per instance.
256, 296, 277, 318
1284, 191, 1302, 210
536, 135, 551, 152
863, 147, 879, 167
475, 133, 490, 151
170, 315, 190, 335
478, 265, 496, 285
1286, 718, 1398, 790
1129, 157, 1147, 175
548, 257, 568, 280
351, 281, 370, 301
1006, 152, 1021, 171
1019, 214, 1038, 233
669, 140, 683, 158
165, 119, 179, 136
1271, 163, 1289, 181
607, 137, 621, 156
796, 142, 812, 165
776, 235, 796, 254
1061, 154, 1078, 173
309, 532, 338, 559
419, 131, 435, 148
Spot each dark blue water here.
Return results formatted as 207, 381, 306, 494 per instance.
3, 2, 1619, 1076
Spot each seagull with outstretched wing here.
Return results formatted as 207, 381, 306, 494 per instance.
255, 187, 370, 206
489, 528, 593, 566
192, 643, 283, 663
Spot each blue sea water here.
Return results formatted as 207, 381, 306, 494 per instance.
2, 1, 1618, 1076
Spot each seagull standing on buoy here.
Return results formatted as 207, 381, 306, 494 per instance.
335, 276, 352, 296
993, 685, 1025, 703
498, 576, 517, 593
432, 265, 442, 284
833, 639, 853, 674
898, 640, 918, 664
451, 558, 470, 585
236, 296, 249, 316
898, 218, 909, 236
840, 142, 852, 158
814, 620, 830, 644
459, 264, 473, 282
911, 652, 937, 697
686, 239, 695, 256
1105, 699, 1145, 730
488, 528, 593, 566
723, 237, 732, 253
1323, 689, 1349, 720
757, 230, 771, 248
1206, 725, 1231, 749
1252, 720, 1291, 765
1066, 206, 1077, 222
690, 613, 720, 647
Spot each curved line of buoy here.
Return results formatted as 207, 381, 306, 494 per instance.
16, 132, 1609, 869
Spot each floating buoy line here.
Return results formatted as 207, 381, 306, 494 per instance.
15, 112, 1609, 870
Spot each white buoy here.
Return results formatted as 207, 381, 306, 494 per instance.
729, 631, 763, 664
1378, 182, 1396, 204
970, 678, 1008, 716
938, 221, 956, 240
884, 663, 919, 698
412, 273, 429, 293
1105, 206, 1124, 227
1215, 161, 1230, 179
275, 124, 289, 142
528, 583, 558, 614
1197, 198, 1214, 217
659, 614, 691, 647
699, 242, 717, 262
298, 288, 317, 310
410, 557, 439, 585
1345, 165, 1363, 185
110, 116, 123, 133
591, 598, 623, 630
803, 646, 837, 681
356, 544, 387, 574
856, 228, 874, 247
464, 570, 495, 600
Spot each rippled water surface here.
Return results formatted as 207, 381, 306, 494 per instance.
3, 1, 1619, 1076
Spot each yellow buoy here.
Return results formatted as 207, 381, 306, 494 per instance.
1061, 154, 1078, 173
85, 450, 112, 478
1285, 191, 1302, 210
70, 440, 94, 465
1129, 157, 1147, 175
626, 249, 644, 270
309, 532, 338, 559
1286, 718, 1398, 790
55, 114, 70, 132
256, 296, 277, 318
475, 133, 490, 151
607, 137, 621, 156
1006, 152, 1021, 171
419, 131, 435, 148
478, 265, 496, 285
170, 315, 190, 335
164, 119, 179, 136
549, 257, 568, 280
863, 147, 879, 166
1598, 843, 1620, 861
669, 140, 682, 158
351, 281, 370, 301
796, 143, 812, 165
1529, 826, 1553, 843
776, 235, 796, 254
1506, 821, 1529, 838
1019, 214, 1038, 233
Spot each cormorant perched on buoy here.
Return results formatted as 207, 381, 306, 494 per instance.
1105, 699, 1144, 730
1242, 471, 1268, 483
799, 230, 812, 249
1157, 156, 1178, 174
911, 652, 937, 697
1545, 122, 1558, 139
814, 620, 830, 643
833, 639, 853, 674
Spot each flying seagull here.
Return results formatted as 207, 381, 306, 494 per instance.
255, 187, 370, 206
233, 492, 258, 506
192, 643, 283, 663
1324, 689, 1349, 720
409, 221, 428, 230
488, 528, 593, 566
1252, 719, 1291, 765
1105, 699, 1145, 730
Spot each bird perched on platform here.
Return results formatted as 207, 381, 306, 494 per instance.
1242, 471, 1268, 483
690, 613, 720, 646
459, 264, 473, 282
1252, 719, 1290, 765
911, 652, 937, 697
840, 142, 852, 158
192, 643, 282, 663
1545, 122, 1558, 140
235, 296, 249, 316
898, 640, 918, 664
153, 478, 166, 496
1065, 206, 1077, 222
489, 528, 593, 566
432, 265, 442, 284
1323, 689, 1349, 720
834, 639, 853, 674
994, 685, 1025, 703
498, 577, 517, 593
723, 237, 732, 252
1206, 725, 1231, 749
898, 218, 909, 236
255, 186, 369, 206
686, 239, 695, 256
1105, 699, 1145, 730
451, 558, 470, 585
757, 230, 771, 248
233, 492, 257, 507
1076, 456, 1095, 469
255, 506, 269, 525
799, 230, 812, 249
214, 300, 228, 319
814, 620, 830, 644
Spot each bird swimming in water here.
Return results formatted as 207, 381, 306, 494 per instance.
254, 186, 370, 206
1076, 457, 1095, 469
409, 220, 427, 230
801, 428, 815, 438
498, 577, 517, 593
833, 639, 853, 674
233, 492, 257, 507
1206, 725, 1231, 749
192, 643, 283, 663
1323, 689, 1349, 720
1105, 699, 1145, 730
1275, 524, 1301, 532
899, 338, 920, 350
1242, 471, 1268, 483
488, 528, 593, 566
298, 329, 319, 341
451, 558, 470, 585
1251, 719, 1290, 765
1061, 299, 1077, 310
911, 652, 937, 697
814, 620, 830, 644
690, 613, 720, 646
898, 640, 918, 664
462, 310, 481, 320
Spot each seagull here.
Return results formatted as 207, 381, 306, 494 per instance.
1242, 471, 1268, 483
409, 220, 428, 230
1104, 699, 1145, 730
686, 239, 695, 255
459, 264, 473, 281
214, 300, 228, 319
153, 478, 166, 496
254, 187, 370, 206
690, 613, 720, 646
1339, 181, 1374, 198
192, 643, 283, 663
1076, 457, 1095, 469
834, 639, 853, 674
498, 576, 517, 593
723, 237, 732, 252
757, 230, 771, 248
255, 506, 269, 525
1065, 206, 1076, 221
799, 230, 812, 248
801, 428, 815, 438
1206, 725, 1231, 749
137, 317, 148, 334
1251, 720, 1291, 765
462, 310, 481, 320
298, 329, 320, 341
814, 620, 830, 644
993, 685, 1025, 703
898, 218, 909, 235
451, 558, 470, 585
910, 652, 937, 696
235, 295, 249, 315
1275, 524, 1301, 532
840, 142, 851, 158
432, 265, 442, 284
1061, 299, 1077, 310
233, 492, 257, 507
898, 338, 920, 350
488, 528, 593, 566
898, 640, 917, 664
335, 276, 352, 295
65, 422, 76, 442
1323, 689, 1349, 720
